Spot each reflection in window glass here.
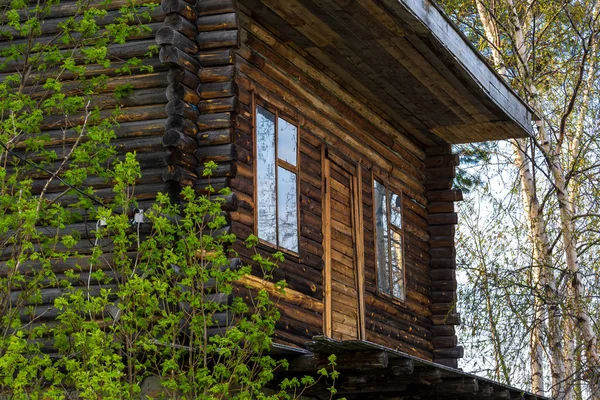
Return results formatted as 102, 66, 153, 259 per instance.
277, 118, 297, 166
390, 230, 404, 299
256, 106, 276, 244
390, 192, 402, 229
374, 180, 390, 295
374, 179, 405, 301
277, 167, 298, 252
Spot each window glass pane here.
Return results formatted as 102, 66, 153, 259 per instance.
374, 180, 390, 294
277, 167, 298, 252
256, 106, 277, 244
390, 191, 402, 229
277, 117, 297, 166
390, 229, 404, 300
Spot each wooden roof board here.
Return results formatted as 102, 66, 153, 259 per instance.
378, 0, 535, 135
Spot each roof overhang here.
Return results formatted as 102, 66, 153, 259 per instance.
240, 0, 536, 145
273, 337, 551, 400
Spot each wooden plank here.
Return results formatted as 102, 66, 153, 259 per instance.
322, 155, 332, 337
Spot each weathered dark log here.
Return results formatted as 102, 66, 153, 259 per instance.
166, 98, 200, 120
162, 165, 200, 187
429, 246, 455, 258
199, 97, 237, 113
195, 161, 236, 178
195, 144, 237, 162
431, 302, 456, 314
197, 30, 239, 49
425, 154, 459, 168
156, 26, 199, 54
166, 115, 199, 137
433, 358, 459, 369
432, 335, 458, 348
431, 313, 461, 325
429, 224, 455, 237
426, 166, 456, 178
162, 129, 198, 153
425, 178, 454, 190
167, 148, 198, 169
199, 65, 235, 82
161, 0, 196, 20
159, 45, 200, 73
163, 13, 197, 39
166, 82, 201, 105
168, 67, 201, 90
196, 13, 237, 32
431, 325, 455, 336
426, 189, 463, 202
431, 290, 456, 303
197, 112, 233, 131
431, 279, 457, 291
430, 269, 456, 281
196, 0, 236, 16
287, 351, 388, 372
196, 128, 233, 146
427, 201, 454, 214
429, 235, 454, 248
427, 213, 458, 226
41, 104, 166, 130
198, 49, 234, 66
199, 81, 237, 99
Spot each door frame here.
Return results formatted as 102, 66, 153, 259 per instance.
322, 148, 366, 339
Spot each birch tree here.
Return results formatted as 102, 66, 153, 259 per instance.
439, 0, 600, 397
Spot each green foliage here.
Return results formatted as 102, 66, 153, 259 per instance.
0, 1, 341, 398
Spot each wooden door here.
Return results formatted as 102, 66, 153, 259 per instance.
323, 153, 365, 340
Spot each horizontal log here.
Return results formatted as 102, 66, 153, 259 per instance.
431, 279, 457, 291
429, 225, 455, 237
199, 96, 236, 113
163, 13, 197, 39
425, 145, 451, 157
431, 302, 456, 314
429, 236, 454, 248
162, 129, 198, 153
431, 313, 461, 325
40, 104, 166, 130
195, 161, 236, 178
427, 202, 454, 214
425, 154, 459, 168
431, 290, 456, 303
389, 359, 414, 376
427, 213, 458, 226
168, 67, 201, 90
426, 189, 463, 202
429, 247, 455, 258
196, 0, 236, 16
198, 49, 234, 66
426, 166, 456, 178
166, 98, 200, 120
196, 128, 233, 146
431, 325, 455, 336
287, 351, 388, 372
162, 165, 200, 187
434, 358, 459, 369
167, 148, 198, 169
199, 65, 235, 82
429, 269, 456, 281
425, 178, 453, 190
166, 115, 199, 137
196, 12, 237, 32
199, 81, 236, 99
156, 26, 199, 54
197, 112, 233, 130
197, 30, 239, 49
432, 335, 458, 348
166, 82, 200, 105
161, 0, 196, 20
195, 143, 237, 162
159, 45, 200, 73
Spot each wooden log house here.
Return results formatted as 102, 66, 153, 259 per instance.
1, 0, 549, 397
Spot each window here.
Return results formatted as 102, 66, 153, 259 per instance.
255, 105, 299, 253
373, 179, 405, 301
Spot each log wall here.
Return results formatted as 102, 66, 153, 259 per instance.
0, 0, 169, 328
228, 2, 456, 360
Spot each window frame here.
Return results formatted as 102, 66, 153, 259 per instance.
372, 177, 406, 304
252, 97, 301, 256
